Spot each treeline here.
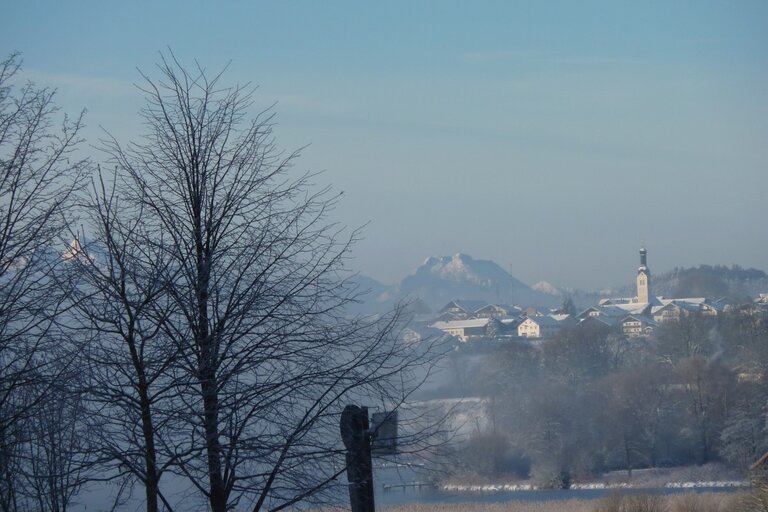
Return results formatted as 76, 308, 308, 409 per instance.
606, 265, 768, 302
450, 308, 768, 487
669, 265, 767, 300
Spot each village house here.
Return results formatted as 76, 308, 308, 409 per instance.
430, 318, 490, 342
473, 303, 520, 318
522, 306, 549, 317
620, 315, 656, 337
434, 299, 490, 321
435, 300, 521, 320
517, 315, 562, 338
579, 315, 619, 332
577, 304, 645, 321
650, 298, 725, 322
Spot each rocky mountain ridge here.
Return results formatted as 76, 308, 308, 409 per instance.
350, 253, 558, 313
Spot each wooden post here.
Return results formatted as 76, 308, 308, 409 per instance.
340, 405, 375, 512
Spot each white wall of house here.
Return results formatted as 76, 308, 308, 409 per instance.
518, 317, 561, 338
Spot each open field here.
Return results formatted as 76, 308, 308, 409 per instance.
379, 500, 594, 512
377, 491, 747, 512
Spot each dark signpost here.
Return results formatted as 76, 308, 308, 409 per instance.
340, 405, 375, 512
370, 411, 398, 455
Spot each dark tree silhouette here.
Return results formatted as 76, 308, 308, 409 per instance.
0, 52, 86, 511
94, 52, 442, 512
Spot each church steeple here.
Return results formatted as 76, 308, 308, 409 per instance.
636, 246, 651, 303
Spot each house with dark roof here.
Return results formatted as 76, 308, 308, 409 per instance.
430, 318, 490, 342
650, 298, 726, 322
577, 304, 632, 321
437, 300, 490, 319
579, 315, 619, 332
474, 303, 520, 319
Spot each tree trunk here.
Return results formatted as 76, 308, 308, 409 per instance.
202, 371, 227, 512
196, 238, 227, 512
138, 386, 159, 512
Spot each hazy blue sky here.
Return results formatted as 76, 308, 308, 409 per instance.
3, 1, 766, 289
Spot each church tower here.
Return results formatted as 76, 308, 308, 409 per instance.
636, 246, 651, 303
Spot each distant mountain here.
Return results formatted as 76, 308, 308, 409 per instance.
398, 253, 557, 310
349, 260, 767, 315
532, 280, 562, 296
342, 274, 398, 314
348, 274, 393, 301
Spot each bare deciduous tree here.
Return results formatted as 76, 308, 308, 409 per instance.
18, 376, 91, 512
63, 171, 181, 512
95, 53, 440, 512
676, 357, 734, 464
0, 52, 86, 512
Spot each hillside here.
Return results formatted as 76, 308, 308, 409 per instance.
610, 264, 768, 301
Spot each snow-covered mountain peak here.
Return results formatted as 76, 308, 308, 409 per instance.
439, 253, 479, 280
417, 253, 489, 285
532, 280, 562, 296
401, 253, 557, 309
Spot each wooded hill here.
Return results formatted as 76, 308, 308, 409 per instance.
612, 264, 767, 302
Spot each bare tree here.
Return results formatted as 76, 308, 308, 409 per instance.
98, 53, 439, 512
0, 53, 86, 511
655, 312, 718, 363
17, 375, 91, 512
720, 380, 767, 467
62, 170, 182, 512
598, 366, 673, 476
676, 357, 734, 464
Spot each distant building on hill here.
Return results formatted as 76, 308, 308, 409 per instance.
601, 246, 660, 308
591, 247, 728, 333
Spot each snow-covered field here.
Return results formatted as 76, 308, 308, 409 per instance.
441, 480, 748, 492
439, 463, 749, 492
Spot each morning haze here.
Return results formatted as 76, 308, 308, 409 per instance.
4, 3, 768, 512
2, 1, 766, 291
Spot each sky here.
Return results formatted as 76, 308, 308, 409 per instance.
2, 1, 767, 290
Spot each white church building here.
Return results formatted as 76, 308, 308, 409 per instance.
591, 247, 726, 332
